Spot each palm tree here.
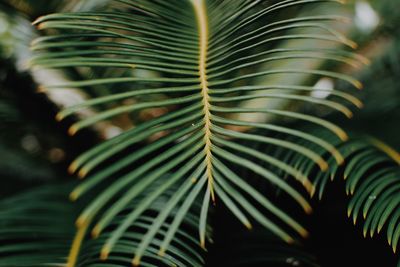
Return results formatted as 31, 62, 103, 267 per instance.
0, 0, 399, 266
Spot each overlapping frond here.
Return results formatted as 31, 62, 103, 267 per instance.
0, 184, 76, 267
75, 179, 210, 267
0, 180, 207, 267
31, 0, 362, 265
344, 142, 400, 253
322, 140, 400, 261
255, 127, 400, 263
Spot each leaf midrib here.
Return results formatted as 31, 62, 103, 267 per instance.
192, 0, 215, 201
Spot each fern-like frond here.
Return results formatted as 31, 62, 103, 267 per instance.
31, 0, 362, 265
75, 178, 210, 267
64, 174, 211, 267
255, 127, 400, 263
344, 142, 400, 251
324, 140, 400, 260
0, 180, 207, 267
0, 184, 76, 267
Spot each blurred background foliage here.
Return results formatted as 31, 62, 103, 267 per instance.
0, 0, 399, 266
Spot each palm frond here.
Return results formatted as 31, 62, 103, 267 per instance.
31, 0, 361, 265
70, 175, 210, 267
0, 179, 209, 267
253, 126, 400, 262
344, 142, 400, 252
323, 139, 400, 260
0, 183, 76, 267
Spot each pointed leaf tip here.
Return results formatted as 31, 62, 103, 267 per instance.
287, 237, 296, 245
310, 187, 316, 198
355, 81, 363, 90
91, 226, 100, 239
305, 205, 313, 215
200, 240, 206, 250
100, 247, 109, 261
356, 101, 364, 109
69, 191, 78, 202
346, 112, 354, 119
68, 125, 78, 136
349, 41, 358, 50
306, 182, 316, 198
78, 168, 87, 179
55, 112, 64, 122
68, 162, 78, 174
318, 160, 329, 172
245, 222, 253, 230
132, 256, 140, 267
340, 132, 349, 142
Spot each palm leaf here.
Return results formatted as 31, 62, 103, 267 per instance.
343, 142, 400, 251
322, 140, 400, 262
31, 0, 361, 265
0, 183, 76, 267
253, 126, 400, 263
0, 179, 208, 267
75, 178, 210, 267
